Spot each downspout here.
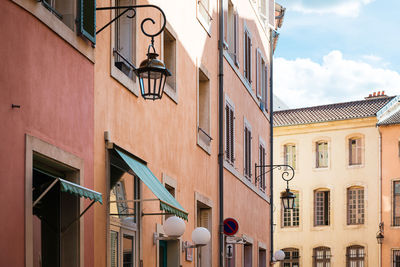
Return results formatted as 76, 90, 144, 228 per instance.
378, 128, 382, 267
218, 0, 224, 266
269, 28, 274, 265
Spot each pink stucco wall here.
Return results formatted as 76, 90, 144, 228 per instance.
380, 124, 400, 266
0, 1, 94, 266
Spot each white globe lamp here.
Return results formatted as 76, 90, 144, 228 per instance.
163, 216, 186, 237
273, 250, 285, 261
191, 227, 211, 246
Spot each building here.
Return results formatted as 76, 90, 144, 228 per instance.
273, 95, 393, 266
93, 0, 284, 266
377, 95, 400, 267
0, 0, 98, 266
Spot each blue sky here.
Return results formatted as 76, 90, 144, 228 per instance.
273, 0, 400, 108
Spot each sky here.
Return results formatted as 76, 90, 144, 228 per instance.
273, 0, 400, 109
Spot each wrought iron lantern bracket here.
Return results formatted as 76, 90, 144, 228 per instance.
254, 164, 295, 189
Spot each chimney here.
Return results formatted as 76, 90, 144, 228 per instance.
382, 90, 385, 96
373, 92, 376, 97
365, 90, 389, 99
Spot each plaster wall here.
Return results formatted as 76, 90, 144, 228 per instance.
380, 124, 400, 266
273, 118, 380, 266
0, 1, 95, 266
94, 0, 273, 266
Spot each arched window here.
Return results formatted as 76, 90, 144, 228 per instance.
347, 187, 364, 225
282, 191, 299, 227
281, 248, 299, 267
346, 245, 365, 266
313, 247, 331, 267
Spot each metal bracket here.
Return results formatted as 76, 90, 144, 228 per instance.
254, 164, 295, 189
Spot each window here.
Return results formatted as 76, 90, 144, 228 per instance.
398, 140, 400, 158
226, 1, 239, 66
393, 181, 400, 226
259, 141, 266, 191
42, 0, 76, 30
256, 49, 266, 100
32, 166, 80, 267
197, 201, 212, 267
109, 149, 140, 267
349, 137, 362, 165
114, 0, 136, 79
198, 68, 211, 150
244, 243, 253, 267
284, 144, 296, 170
244, 123, 252, 180
163, 28, 177, 94
197, 0, 212, 31
314, 190, 330, 226
259, 248, 267, 267
258, 0, 267, 26
346, 245, 364, 267
313, 247, 331, 267
316, 141, 328, 168
347, 187, 364, 225
164, 184, 175, 220
282, 191, 299, 227
225, 101, 235, 164
281, 248, 299, 267
393, 250, 400, 267
244, 27, 252, 84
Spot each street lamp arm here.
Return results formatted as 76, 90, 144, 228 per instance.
254, 164, 295, 187
96, 4, 167, 38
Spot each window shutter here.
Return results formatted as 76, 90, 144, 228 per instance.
234, 11, 239, 66
256, 49, 260, 98
249, 130, 252, 177
264, 65, 268, 111
230, 108, 235, 162
110, 231, 118, 267
249, 36, 252, 83
79, 0, 96, 44
200, 209, 210, 229
225, 105, 230, 159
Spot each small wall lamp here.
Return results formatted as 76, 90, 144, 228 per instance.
182, 227, 211, 250
376, 222, 384, 244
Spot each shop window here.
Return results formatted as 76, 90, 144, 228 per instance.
393, 250, 400, 267
226, 1, 239, 66
197, 68, 211, 150
284, 144, 296, 170
282, 191, 299, 227
259, 142, 266, 191
349, 137, 362, 165
32, 156, 80, 267
347, 187, 364, 225
314, 190, 330, 226
244, 243, 253, 267
225, 100, 235, 165
163, 28, 177, 93
281, 248, 299, 267
108, 149, 140, 267
316, 141, 328, 168
313, 247, 331, 267
114, 0, 136, 79
259, 248, 267, 267
244, 122, 252, 180
393, 181, 400, 226
244, 27, 252, 84
346, 245, 364, 266
197, 201, 212, 267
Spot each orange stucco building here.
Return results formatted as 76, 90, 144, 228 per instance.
377, 95, 400, 267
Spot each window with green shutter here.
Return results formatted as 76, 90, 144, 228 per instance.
79, 0, 96, 44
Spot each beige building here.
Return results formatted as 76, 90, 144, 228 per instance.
273, 96, 393, 266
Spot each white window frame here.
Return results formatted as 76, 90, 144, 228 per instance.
197, 64, 212, 154
162, 23, 178, 102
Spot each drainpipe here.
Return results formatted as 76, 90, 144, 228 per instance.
218, 0, 224, 266
378, 129, 382, 267
269, 28, 274, 265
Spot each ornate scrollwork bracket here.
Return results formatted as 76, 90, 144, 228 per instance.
96, 4, 166, 45
254, 164, 295, 189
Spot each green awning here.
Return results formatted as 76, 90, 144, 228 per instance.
59, 178, 103, 204
115, 149, 188, 220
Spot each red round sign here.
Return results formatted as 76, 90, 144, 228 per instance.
223, 218, 239, 236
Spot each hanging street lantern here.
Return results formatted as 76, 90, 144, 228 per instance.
96, 4, 171, 100
136, 44, 171, 100
376, 222, 384, 244
281, 188, 296, 210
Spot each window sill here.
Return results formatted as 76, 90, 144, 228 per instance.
223, 160, 270, 203
347, 164, 364, 169
197, 135, 211, 155
312, 167, 329, 172
164, 83, 178, 104
12, 0, 94, 62
345, 224, 365, 229
223, 51, 270, 121
312, 225, 331, 230
111, 64, 139, 97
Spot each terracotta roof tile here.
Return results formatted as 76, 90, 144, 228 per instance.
273, 97, 394, 127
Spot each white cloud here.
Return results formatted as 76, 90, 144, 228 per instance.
274, 50, 400, 109
285, 0, 374, 17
